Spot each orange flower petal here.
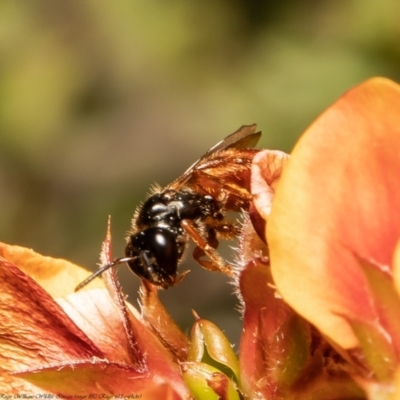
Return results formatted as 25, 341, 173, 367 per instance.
238, 256, 314, 398
15, 362, 162, 396
393, 239, 400, 297
99, 226, 191, 398
0, 371, 50, 395
0, 242, 103, 298
267, 77, 400, 349
0, 234, 189, 396
140, 280, 189, 362
56, 289, 137, 364
0, 259, 103, 372
141, 383, 185, 400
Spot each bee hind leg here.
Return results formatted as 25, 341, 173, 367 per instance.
181, 220, 233, 278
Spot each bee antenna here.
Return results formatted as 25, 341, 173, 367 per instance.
74, 257, 136, 292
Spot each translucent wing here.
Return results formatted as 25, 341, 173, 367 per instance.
169, 124, 261, 189
201, 124, 260, 158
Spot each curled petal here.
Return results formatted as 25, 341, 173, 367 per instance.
251, 149, 290, 222
267, 77, 400, 349
250, 150, 290, 241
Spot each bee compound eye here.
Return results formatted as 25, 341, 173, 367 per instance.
150, 228, 179, 274
125, 227, 178, 285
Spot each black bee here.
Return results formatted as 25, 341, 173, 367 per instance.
75, 124, 261, 290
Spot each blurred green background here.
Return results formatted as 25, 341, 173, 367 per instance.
1, 0, 399, 346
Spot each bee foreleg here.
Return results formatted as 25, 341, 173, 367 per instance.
181, 219, 233, 277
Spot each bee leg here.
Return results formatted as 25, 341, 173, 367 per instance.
181, 220, 233, 277
212, 220, 240, 241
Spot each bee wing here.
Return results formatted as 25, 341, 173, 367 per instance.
168, 124, 261, 189
201, 124, 260, 157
